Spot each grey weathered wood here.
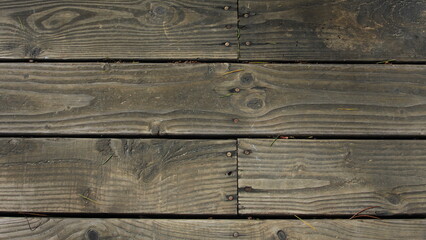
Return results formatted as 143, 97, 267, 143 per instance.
239, 0, 426, 61
238, 139, 426, 215
1, 218, 426, 239
0, 138, 237, 214
0, 0, 237, 59
1, 63, 426, 136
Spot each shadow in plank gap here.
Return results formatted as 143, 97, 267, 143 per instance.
238, 139, 426, 216
0, 138, 237, 214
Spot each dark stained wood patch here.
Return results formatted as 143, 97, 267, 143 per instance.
1, 63, 426, 136
0, 0, 237, 59
239, 0, 426, 61
238, 139, 426, 215
0, 138, 237, 214
1, 218, 426, 239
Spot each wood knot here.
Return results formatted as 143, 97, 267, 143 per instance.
85, 229, 99, 240
246, 98, 264, 109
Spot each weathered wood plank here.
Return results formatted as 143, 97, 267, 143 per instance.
0, 138, 237, 214
238, 139, 426, 215
239, 0, 426, 61
1, 218, 426, 239
1, 63, 426, 136
0, 0, 237, 59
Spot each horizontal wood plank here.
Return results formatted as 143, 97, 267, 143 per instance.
0, 138, 237, 214
239, 0, 426, 61
0, 0, 237, 60
1, 218, 426, 239
238, 139, 426, 215
1, 63, 426, 135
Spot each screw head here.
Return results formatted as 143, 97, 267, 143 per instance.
243, 150, 252, 155
224, 6, 230, 10
224, 42, 231, 47
226, 152, 232, 157
233, 232, 239, 237
243, 13, 249, 18
245, 41, 252, 46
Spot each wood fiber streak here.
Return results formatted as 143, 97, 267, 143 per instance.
0, 138, 237, 214
238, 139, 426, 215
0, 218, 426, 240
1, 63, 425, 135
239, 0, 426, 61
0, 0, 237, 59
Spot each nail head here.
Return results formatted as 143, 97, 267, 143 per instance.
233, 232, 239, 237
225, 42, 231, 47
243, 13, 249, 18
233, 118, 239, 123
226, 152, 232, 157
234, 88, 240, 93
245, 41, 252, 46
228, 195, 234, 201
224, 6, 230, 10
243, 150, 252, 155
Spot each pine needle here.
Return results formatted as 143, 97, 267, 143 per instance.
102, 154, 114, 165
294, 215, 316, 231
223, 69, 244, 75
79, 194, 100, 204
270, 135, 280, 147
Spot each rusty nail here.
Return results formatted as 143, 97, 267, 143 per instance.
243, 150, 252, 155
245, 41, 252, 46
244, 186, 253, 192
243, 13, 249, 18
233, 118, 239, 123
225, 42, 231, 47
224, 6, 230, 10
226, 152, 232, 157
233, 232, 239, 237
228, 195, 234, 201
234, 87, 241, 93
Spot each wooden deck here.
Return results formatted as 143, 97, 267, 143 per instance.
0, 0, 425, 239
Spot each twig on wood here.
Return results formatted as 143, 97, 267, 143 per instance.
350, 206, 380, 220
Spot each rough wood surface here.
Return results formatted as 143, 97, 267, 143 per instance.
1, 63, 426, 136
1, 218, 426, 240
239, 0, 426, 61
238, 139, 426, 215
0, 0, 237, 60
0, 138, 237, 214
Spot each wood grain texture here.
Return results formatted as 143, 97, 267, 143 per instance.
0, 138, 237, 214
0, 0, 237, 59
1, 63, 426, 136
1, 218, 426, 239
238, 139, 426, 215
239, 0, 426, 61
